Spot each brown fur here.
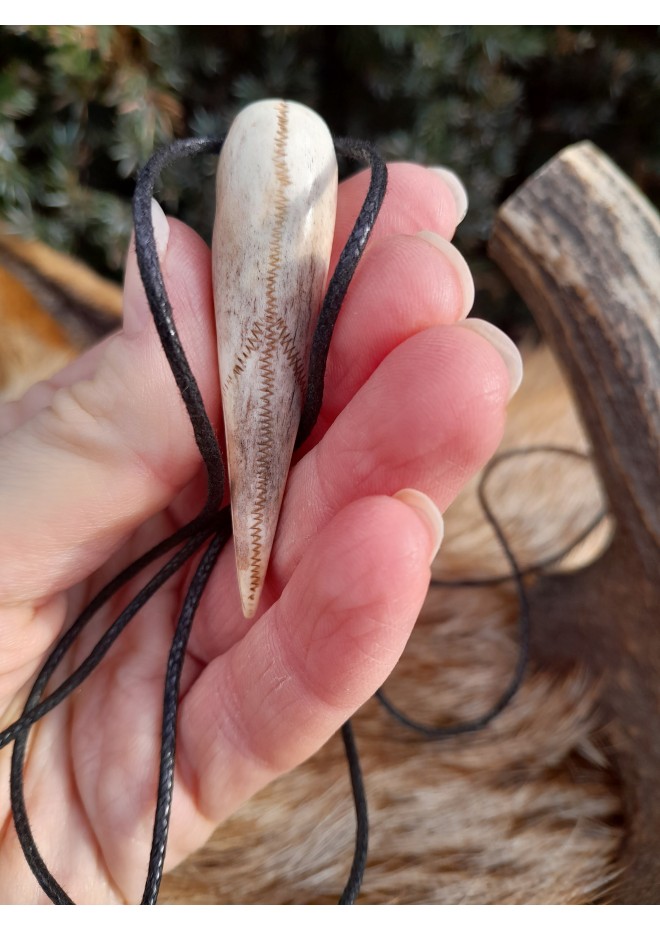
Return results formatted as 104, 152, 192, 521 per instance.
0, 240, 623, 903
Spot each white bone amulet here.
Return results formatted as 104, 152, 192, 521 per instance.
212, 100, 338, 618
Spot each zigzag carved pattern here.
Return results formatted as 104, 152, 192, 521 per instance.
274, 315, 306, 396
224, 315, 306, 398
248, 100, 291, 604
224, 320, 264, 392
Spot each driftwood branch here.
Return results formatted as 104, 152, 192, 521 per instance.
489, 141, 660, 903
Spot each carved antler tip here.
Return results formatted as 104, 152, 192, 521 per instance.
212, 100, 338, 618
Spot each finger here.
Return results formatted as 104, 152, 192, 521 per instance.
176, 493, 441, 831
306, 229, 474, 444
0, 208, 218, 605
279, 323, 521, 572
330, 162, 466, 276
187, 322, 520, 661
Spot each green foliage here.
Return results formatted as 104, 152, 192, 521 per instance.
0, 26, 658, 328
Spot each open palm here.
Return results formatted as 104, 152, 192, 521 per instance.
0, 164, 520, 903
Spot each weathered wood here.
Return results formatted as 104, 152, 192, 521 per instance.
489, 141, 660, 903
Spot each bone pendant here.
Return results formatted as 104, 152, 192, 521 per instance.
213, 100, 338, 618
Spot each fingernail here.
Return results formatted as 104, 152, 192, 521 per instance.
151, 198, 170, 261
393, 489, 444, 564
415, 231, 475, 317
457, 318, 524, 401
429, 166, 469, 223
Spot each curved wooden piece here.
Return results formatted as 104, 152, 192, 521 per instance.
489, 142, 660, 903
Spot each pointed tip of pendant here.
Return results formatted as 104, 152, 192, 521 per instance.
230, 490, 280, 619
238, 569, 263, 620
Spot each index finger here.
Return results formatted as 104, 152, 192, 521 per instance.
331, 161, 464, 274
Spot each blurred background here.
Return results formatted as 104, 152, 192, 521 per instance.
1, 24, 658, 333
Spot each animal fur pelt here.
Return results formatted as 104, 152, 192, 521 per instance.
0, 234, 622, 904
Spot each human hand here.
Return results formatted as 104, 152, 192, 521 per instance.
0, 164, 522, 902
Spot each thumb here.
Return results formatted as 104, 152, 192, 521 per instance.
0, 205, 220, 608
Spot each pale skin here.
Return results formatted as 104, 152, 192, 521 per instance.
0, 164, 520, 903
